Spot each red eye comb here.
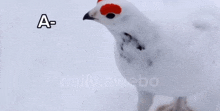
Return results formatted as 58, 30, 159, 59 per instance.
100, 4, 122, 15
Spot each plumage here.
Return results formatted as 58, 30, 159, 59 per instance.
83, 0, 220, 110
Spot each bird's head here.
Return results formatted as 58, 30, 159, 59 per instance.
83, 0, 155, 43
83, 0, 146, 28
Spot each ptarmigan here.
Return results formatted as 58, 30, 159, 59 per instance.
83, 0, 220, 111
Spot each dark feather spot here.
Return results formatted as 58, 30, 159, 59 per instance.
124, 32, 132, 41
120, 43, 124, 51
124, 32, 130, 36
147, 59, 153, 66
137, 45, 145, 50
120, 53, 131, 63
123, 32, 145, 51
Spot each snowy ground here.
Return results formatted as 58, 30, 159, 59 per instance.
0, 0, 220, 111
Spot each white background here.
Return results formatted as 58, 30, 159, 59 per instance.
0, 0, 220, 111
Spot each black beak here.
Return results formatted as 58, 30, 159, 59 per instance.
83, 12, 95, 20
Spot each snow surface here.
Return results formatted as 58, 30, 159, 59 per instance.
0, 0, 220, 111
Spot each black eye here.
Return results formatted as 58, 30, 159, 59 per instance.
106, 13, 115, 19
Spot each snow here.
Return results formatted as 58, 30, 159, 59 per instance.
0, 0, 220, 111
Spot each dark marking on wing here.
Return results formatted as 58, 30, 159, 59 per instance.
123, 32, 132, 42
120, 43, 124, 51
147, 59, 153, 66
123, 38, 125, 42
123, 32, 145, 51
137, 45, 145, 50
120, 53, 131, 63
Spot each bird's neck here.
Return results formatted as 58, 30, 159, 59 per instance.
107, 19, 159, 45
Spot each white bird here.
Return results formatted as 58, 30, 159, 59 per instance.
83, 0, 220, 111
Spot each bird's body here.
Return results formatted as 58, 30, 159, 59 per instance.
114, 18, 220, 96
83, 0, 220, 110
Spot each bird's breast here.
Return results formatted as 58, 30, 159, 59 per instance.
114, 40, 217, 96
